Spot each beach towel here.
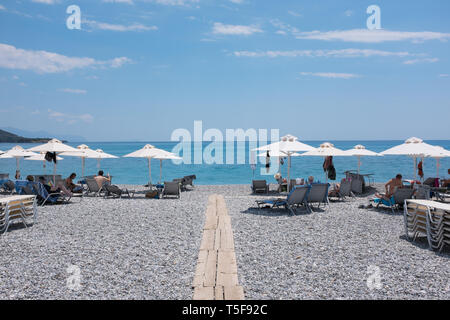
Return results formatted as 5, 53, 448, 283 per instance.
373, 196, 395, 207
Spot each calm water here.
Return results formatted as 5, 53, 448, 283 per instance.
1, 140, 449, 185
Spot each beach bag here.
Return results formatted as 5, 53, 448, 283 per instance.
145, 190, 158, 199
328, 165, 336, 180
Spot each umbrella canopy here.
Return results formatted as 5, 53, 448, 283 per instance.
253, 134, 315, 153
28, 138, 79, 153
423, 146, 450, 177
92, 149, 118, 169
152, 152, 182, 184
380, 137, 441, 180
27, 139, 79, 182
25, 153, 63, 174
301, 142, 350, 182
253, 135, 315, 189
301, 142, 350, 157
345, 144, 380, 174
60, 144, 101, 177
257, 150, 301, 157
0, 145, 38, 171
123, 144, 175, 186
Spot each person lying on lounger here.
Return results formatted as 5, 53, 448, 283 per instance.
38, 176, 72, 197
375, 174, 403, 200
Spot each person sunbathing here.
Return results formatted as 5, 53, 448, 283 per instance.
38, 176, 72, 197
375, 174, 403, 200
65, 173, 83, 193
94, 170, 111, 189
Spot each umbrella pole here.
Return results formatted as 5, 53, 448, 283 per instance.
159, 159, 162, 184
287, 154, 291, 191
43, 160, 46, 174
53, 162, 57, 185
148, 157, 152, 188
436, 158, 440, 178
82, 157, 85, 177
413, 156, 417, 181
357, 156, 361, 175
16, 157, 20, 171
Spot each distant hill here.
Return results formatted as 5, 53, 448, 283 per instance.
1, 127, 87, 142
0, 129, 53, 143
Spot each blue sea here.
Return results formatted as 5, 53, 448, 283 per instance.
1, 140, 449, 185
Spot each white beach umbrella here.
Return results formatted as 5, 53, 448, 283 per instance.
0, 145, 38, 171
345, 144, 381, 174
253, 134, 315, 189
423, 146, 450, 178
27, 138, 80, 182
25, 153, 63, 174
92, 149, 118, 170
380, 137, 441, 181
123, 144, 176, 186
60, 144, 100, 177
301, 142, 351, 182
152, 152, 182, 184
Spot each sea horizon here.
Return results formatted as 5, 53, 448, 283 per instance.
1, 139, 449, 185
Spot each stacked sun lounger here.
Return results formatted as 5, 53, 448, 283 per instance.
403, 199, 450, 252
0, 195, 37, 234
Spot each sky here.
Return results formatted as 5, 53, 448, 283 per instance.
0, 0, 449, 142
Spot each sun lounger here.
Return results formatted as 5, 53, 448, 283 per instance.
162, 181, 181, 199
0, 173, 9, 180
404, 200, 450, 252
373, 187, 415, 213
22, 184, 71, 206
84, 178, 105, 197
183, 175, 196, 187
0, 195, 37, 234
256, 185, 311, 215
328, 179, 354, 201
104, 185, 135, 198
0, 180, 16, 195
306, 183, 330, 210
251, 180, 269, 194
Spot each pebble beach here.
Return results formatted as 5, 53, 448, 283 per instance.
1, 183, 449, 300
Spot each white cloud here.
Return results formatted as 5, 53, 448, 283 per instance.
59, 88, 87, 94
103, 0, 134, 4
0, 43, 132, 74
48, 109, 93, 124
149, 0, 199, 5
295, 29, 450, 43
288, 10, 302, 17
85, 20, 158, 32
0, 5, 6, 10
212, 22, 262, 35
31, 0, 59, 4
344, 10, 353, 17
439, 74, 448, 78
300, 72, 360, 79
233, 48, 414, 58
403, 58, 439, 65
229, 0, 244, 3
